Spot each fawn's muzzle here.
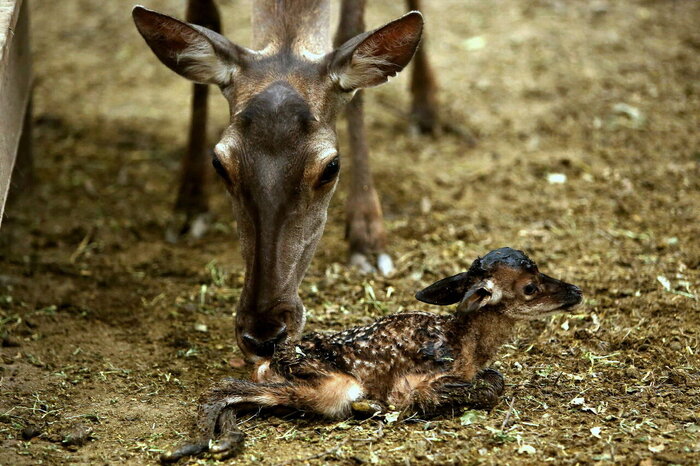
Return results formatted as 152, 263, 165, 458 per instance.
561, 284, 584, 310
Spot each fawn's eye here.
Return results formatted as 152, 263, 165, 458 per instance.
317, 156, 340, 187
523, 283, 538, 296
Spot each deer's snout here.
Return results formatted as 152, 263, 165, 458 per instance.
236, 303, 303, 359
241, 324, 288, 358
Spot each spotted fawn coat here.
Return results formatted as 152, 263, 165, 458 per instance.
162, 248, 582, 462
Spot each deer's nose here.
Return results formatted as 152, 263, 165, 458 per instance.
241, 324, 288, 358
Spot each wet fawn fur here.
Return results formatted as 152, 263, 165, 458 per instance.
162, 248, 582, 461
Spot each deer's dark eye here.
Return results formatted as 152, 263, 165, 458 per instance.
523, 283, 538, 296
212, 156, 231, 183
318, 156, 340, 187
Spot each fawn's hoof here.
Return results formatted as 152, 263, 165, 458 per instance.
160, 441, 208, 463
471, 369, 505, 409
478, 369, 505, 397
351, 400, 384, 419
435, 371, 505, 411
210, 431, 245, 460
159, 432, 244, 464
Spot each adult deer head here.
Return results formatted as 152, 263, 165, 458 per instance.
133, 2, 423, 359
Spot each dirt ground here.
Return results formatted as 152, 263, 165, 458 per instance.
1, 0, 699, 464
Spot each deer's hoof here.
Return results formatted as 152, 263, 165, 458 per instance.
409, 107, 438, 136
165, 212, 212, 243
350, 253, 376, 274
189, 213, 211, 239
349, 253, 394, 277
377, 253, 394, 276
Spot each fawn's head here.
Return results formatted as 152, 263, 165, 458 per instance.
132, 5, 423, 359
416, 248, 583, 318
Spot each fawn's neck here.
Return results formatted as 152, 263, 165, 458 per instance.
448, 308, 516, 379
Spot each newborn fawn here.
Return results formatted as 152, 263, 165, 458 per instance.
162, 248, 582, 462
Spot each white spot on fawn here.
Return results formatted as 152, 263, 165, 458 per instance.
346, 383, 363, 402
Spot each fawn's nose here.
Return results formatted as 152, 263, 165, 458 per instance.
241, 324, 288, 358
562, 284, 584, 310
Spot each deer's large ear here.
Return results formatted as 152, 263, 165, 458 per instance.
415, 272, 470, 306
133, 6, 247, 86
329, 11, 423, 91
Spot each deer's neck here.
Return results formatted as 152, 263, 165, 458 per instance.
448, 308, 516, 379
252, 0, 330, 55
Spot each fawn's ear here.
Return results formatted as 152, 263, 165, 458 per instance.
133, 6, 247, 86
415, 272, 470, 306
456, 281, 497, 313
329, 11, 423, 90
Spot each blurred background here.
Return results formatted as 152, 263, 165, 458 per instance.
1, 0, 698, 464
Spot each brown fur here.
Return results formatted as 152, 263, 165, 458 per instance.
133, 1, 426, 361
449, 310, 516, 380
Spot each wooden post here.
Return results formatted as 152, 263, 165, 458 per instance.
0, 0, 32, 227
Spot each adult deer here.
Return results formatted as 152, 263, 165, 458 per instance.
132, 0, 437, 359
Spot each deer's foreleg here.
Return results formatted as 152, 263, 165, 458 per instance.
409, 369, 505, 415
406, 0, 438, 134
406, 0, 439, 134
343, 94, 392, 275
335, 0, 393, 276
168, 0, 222, 241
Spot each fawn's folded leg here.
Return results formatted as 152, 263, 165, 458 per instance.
161, 372, 369, 462
409, 369, 505, 415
